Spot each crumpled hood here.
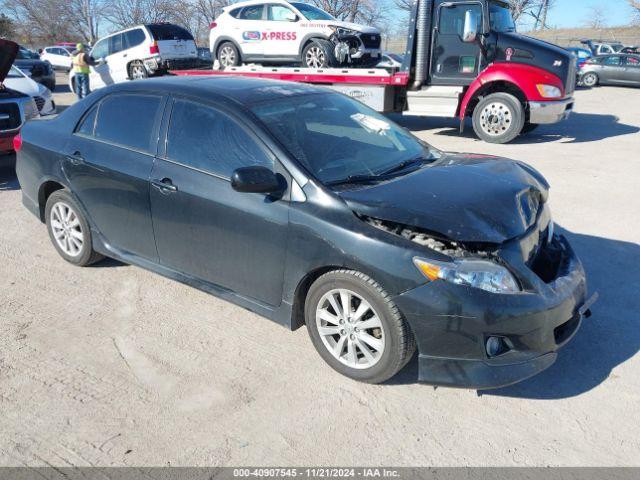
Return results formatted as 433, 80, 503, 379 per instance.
0, 39, 19, 83
313, 20, 380, 35
338, 154, 550, 244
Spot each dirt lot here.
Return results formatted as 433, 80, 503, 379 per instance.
1, 73, 639, 467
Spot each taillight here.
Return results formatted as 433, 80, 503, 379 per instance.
210, 22, 217, 29
13, 133, 22, 152
150, 41, 159, 54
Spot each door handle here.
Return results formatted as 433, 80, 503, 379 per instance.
152, 178, 178, 193
123, 53, 128, 58
66, 152, 85, 165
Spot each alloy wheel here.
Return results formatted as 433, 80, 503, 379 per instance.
583, 73, 597, 87
131, 64, 146, 80
50, 201, 84, 258
220, 46, 236, 67
479, 101, 513, 137
315, 288, 386, 370
306, 46, 326, 68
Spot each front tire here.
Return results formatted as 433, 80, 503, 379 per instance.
302, 39, 338, 69
217, 42, 240, 68
45, 190, 103, 266
305, 270, 415, 384
472, 92, 525, 144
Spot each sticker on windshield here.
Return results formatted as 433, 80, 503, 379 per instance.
351, 113, 391, 135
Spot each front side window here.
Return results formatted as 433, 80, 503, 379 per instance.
603, 56, 621, 66
167, 99, 272, 178
439, 4, 482, 36
251, 93, 437, 186
290, 2, 334, 21
268, 5, 296, 21
625, 56, 640, 67
94, 94, 163, 152
489, 1, 516, 33
91, 39, 108, 59
239, 5, 264, 20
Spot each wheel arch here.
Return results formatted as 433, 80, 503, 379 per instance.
213, 37, 243, 61
38, 179, 66, 222
298, 34, 332, 57
290, 265, 344, 330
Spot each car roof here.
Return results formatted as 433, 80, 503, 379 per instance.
103, 76, 329, 107
226, 0, 292, 9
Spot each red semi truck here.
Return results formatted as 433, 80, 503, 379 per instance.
174, 0, 576, 144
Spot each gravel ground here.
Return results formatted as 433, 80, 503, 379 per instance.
0, 73, 639, 467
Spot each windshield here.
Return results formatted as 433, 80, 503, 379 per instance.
252, 93, 438, 186
7, 66, 25, 78
489, 1, 516, 33
290, 3, 335, 21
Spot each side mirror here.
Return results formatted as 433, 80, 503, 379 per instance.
462, 10, 480, 43
285, 12, 298, 22
231, 166, 283, 194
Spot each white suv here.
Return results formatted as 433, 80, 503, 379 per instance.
40, 46, 73, 71
209, 0, 382, 69
69, 23, 198, 91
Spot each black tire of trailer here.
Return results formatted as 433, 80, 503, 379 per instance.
301, 39, 339, 69
471, 92, 525, 144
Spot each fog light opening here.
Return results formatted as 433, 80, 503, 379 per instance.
485, 336, 511, 358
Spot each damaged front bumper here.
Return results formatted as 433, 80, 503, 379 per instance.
393, 234, 595, 390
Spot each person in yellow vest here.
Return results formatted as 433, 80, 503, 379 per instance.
71, 43, 98, 100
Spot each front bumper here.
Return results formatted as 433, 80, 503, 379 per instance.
529, 97, 574, 124
394, 235, 595, 389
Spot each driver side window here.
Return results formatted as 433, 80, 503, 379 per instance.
268, 5, 296, 21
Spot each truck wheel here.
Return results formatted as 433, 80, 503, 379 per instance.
305, 270, 416, 384
217, 42, 240, 68
302, 39, 338, 69
129, 61, 148, 80
582, 72, 598, 88
45, 190, 103, 267
472, 92, 525, 144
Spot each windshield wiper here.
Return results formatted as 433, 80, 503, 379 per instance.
377, 156, 430, 177
326, 174, 383, 187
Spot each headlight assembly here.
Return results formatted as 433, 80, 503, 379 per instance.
413, 257, 521, 294
536, 84, 562, 99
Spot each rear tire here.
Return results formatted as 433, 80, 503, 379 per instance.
582, 72, 598, 88
302, 39, 338, 69
305, 270, 415, 384
472, 92, 525, 144
129, 61, 148, 80
217, 42, 240, 68
45, 190, 103, 267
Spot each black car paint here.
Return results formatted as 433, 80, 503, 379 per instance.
16, 77, 590, 388
14, 48, 56, 91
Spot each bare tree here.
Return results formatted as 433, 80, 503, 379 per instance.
394, 0, 413, 11
630, 0, 640, 23
104, 0, 175, 29
585, 5, 607, 29
0, 13, 15, 39
307, 0, 387, 25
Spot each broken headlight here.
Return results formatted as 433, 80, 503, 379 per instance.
413, 257, 521, 294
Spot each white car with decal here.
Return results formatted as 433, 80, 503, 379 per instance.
209, 0, 382, 69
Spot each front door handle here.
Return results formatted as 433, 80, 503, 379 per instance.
66, 151, 85, 165
152, 178, 178, 193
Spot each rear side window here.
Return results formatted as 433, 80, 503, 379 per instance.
125, 29, 146, 49
166, 99, 272, 178
109, 33, 125, 55
229, 8, 242, 18
94, 94, 163, 152
76, 106, 98, 136
239, 5, 264, 20
147, 24, 194, 41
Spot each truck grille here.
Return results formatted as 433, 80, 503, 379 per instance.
34, 96, 46, 112
361, 34, 381, 49
0, 103, 21, 131
566, 60, 576, 96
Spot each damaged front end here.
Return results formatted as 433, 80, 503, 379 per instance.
328, 27, 382, 66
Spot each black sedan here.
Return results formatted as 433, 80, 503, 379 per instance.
15, 77, 595, 388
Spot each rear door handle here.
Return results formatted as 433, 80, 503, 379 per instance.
66, 152, 85, 165
152, 178, 178, 193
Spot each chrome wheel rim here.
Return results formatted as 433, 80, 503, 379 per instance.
583, 73, 596, 86
316, 289, 385, 370
131, 64, 146, 79
306, 46, 325, 68
50, 201, 84, 257
220, 46, 236, 67
479, 101, 513, 136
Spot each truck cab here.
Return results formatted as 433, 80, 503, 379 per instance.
402, 0, 575, 143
